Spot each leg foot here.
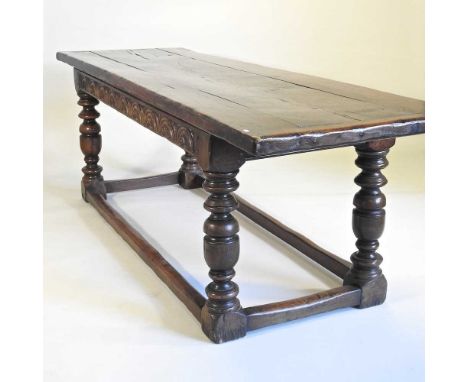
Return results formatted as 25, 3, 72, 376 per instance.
201, 306, 247, 344
355, 274, 387, 308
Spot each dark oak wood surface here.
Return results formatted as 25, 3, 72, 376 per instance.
244, 286, 361, 331
58, 49, 424, 343
57, 48, 424, 156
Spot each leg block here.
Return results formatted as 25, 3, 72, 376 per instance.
356, 274, 387, 309
201, 306, 247, 344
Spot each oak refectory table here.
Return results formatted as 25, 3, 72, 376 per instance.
57, 48, 425, 343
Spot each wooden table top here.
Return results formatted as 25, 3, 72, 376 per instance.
57, 48, 424, 156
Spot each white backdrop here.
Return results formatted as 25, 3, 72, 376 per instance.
44, 1, 424, 381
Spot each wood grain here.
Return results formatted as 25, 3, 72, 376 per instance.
244, 286, 361, 331
58, 48, 424, 156
59, 48, 425, 343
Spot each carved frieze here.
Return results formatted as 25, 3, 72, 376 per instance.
76, 71, 196, 153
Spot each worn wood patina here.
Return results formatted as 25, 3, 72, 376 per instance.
58, 48, 424, 343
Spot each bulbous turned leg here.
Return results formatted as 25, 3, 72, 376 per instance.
178, 152, 203, 189
201, 170, 247, 343
78, 91, 106, 201
343, 138, 395, 308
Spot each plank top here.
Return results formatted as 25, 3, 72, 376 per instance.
57, 48, 424, 156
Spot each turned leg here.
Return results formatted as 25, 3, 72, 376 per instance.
78, 91, 106, 200
201, 170, 247, 343
343, 138, 395, 308
178, 152, 203, 189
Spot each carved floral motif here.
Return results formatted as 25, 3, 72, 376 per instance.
77, 72, 196, 153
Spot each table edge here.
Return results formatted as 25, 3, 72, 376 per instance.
57, 50, 425, 157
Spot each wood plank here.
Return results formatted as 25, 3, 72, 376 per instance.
61, 51, 293, 153
98, 49, 384, 129
162, 48, 424, 114
86, 191, 206, 321
57, 48, 424, 156
244, 286, 361, 331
